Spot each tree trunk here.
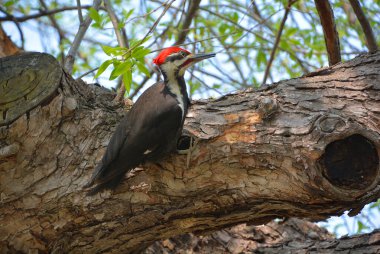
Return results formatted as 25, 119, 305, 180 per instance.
0, 51, 379, 253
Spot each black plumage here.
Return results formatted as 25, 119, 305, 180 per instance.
86, 47, 215, 194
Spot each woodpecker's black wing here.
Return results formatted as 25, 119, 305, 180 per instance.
87, 82, 184, 193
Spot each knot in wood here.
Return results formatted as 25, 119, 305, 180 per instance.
319, 134, 379, 190
317, 115, 346, 133
257, 97, 278, 119
62, 97, 78, 116
0, 143, 19, 159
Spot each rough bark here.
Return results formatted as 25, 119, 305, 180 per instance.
146, 218, 380, 254
0, 51, 379, 253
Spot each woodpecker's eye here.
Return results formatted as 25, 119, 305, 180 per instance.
179, 51, 188, 57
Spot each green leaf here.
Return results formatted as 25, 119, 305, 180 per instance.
129, 36, 152, 48
101, 45, 125, 56
132, 47, 151, 59
102, 45, 115, 56
123, 71, 132, 94
218, 23, 228, 34
94, 59, 113, 79
122, 8, 134, 20
91, 23, 101, 29
232, 12, 239, 22
89, 7, 101, 24
256, 50, 267, 68
136, 61, 150, 77
140, 35, 152, 45
285, 27, 297, 37
357, 220, 369, 233
4, 0, 15, 8
117, 21, 125, 30
109, 61, 131, 80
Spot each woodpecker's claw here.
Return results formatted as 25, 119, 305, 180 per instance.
177, 136, 198, 168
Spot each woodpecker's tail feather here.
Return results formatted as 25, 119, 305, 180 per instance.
83, 162, 105, 189
86, 176, 124, 195
85, 162, 133, 195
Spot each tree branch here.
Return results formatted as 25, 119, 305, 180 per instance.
38, 0, 66, 64
348, 0, 378, 53
175, 0, 201, 45
1, 51, 380, 252
76, 0, 84, 23
147, 218, 380, 253
262, 0, 294, 85
0, 7, 25, 49
64, 0, 102, 74
0, 5, 93, 22
314, 0, 341, 65
209, 28, 248, 87
104, 0, 128, 48
104, 0, 130, 103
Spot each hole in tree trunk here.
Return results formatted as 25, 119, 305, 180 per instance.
177, 135, 192, 151
319, 134, 379, 190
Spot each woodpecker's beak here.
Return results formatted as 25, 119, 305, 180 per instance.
178, 52, 216, 76
188, 53, 216, 63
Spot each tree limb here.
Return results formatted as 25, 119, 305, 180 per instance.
146, 218, 380, 253
1, 51, 380, 252
0, 5, 93, 22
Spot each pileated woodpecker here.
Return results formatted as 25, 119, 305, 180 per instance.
86, 47, 215, 193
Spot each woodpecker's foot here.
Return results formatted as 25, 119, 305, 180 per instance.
177, 135, 198, 168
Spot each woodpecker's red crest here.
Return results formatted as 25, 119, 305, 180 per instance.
153, 47, 191, 65
87, 46, 215, 194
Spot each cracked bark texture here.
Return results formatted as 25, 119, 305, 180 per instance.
146, 218, 380, 253
0, 51, 379, 253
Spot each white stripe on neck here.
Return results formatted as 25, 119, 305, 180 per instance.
167, 79, 184, 118
160, 64, 185, 118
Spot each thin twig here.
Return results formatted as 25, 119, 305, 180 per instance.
209, 28, 248, 87
342, 2, 356, 25
191, 73, 223, 96
348, 0, 378, 53
64, 0, 102, 74
128, 71, 154, 99
0, 5, 92, 22
149, 8, 282, 54
119, 0, 175, 60
175, 0, 201, 45
104, 0, 128, 48
76, 67, 99, 80
116, 0, 174, 99
0, 6, 25, 48
104, 0, 130, 102
76, 0, 84, 23
38, 0, 66, 64
121, 1, 168, 27
314, 0, 341, 65
262, 0, 295, 85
